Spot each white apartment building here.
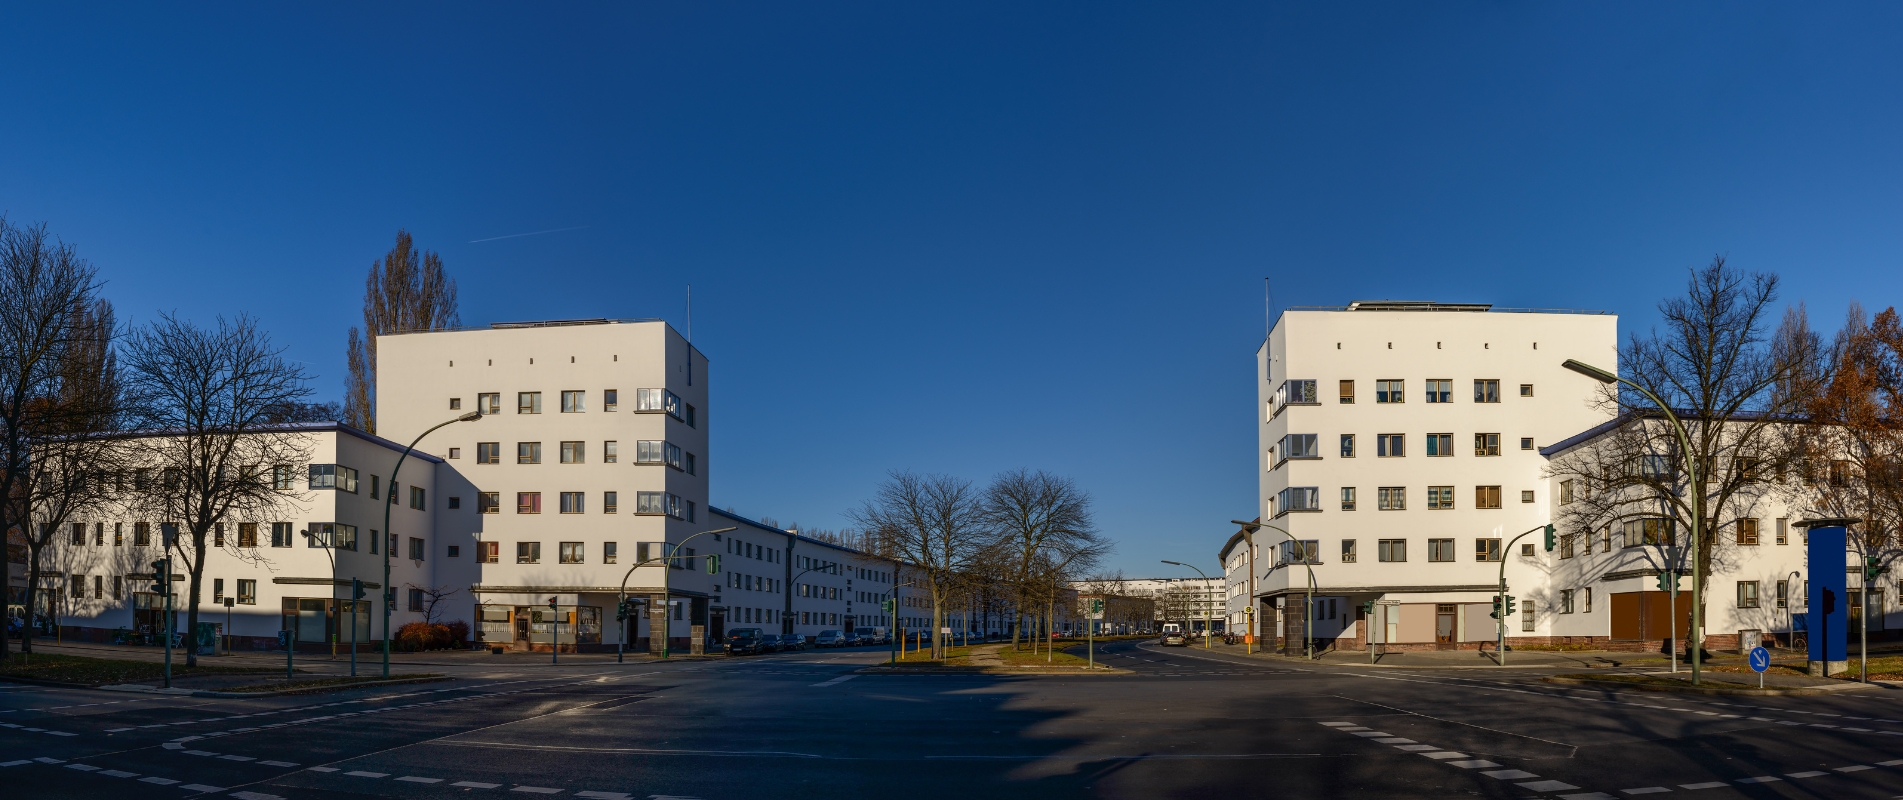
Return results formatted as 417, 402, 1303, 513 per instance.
1104, 577, 1223, 632
1238, 301, 1898, 654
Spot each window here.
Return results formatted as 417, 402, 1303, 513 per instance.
604, 389, 618, 411
1520, 490, 1535, 503
1279, 539, 1320, 565
1560, 589, 1575, 613
449, 397, 462, 410
1559, 533, 1575, 559
273, 465, 295, 490
1340, 487, 1356, 511
1377, 487, 1405, 510
1737, 581, 1760, 608
270, 522, 292, 547
237, 522, 258, 548
1520, 437, 1534, 450
1520, 543, 1535, 557
478, 492, 499, 514
134, 521, 151, 546
1425, 379, 1451, 403
1339, 380, 1355, 403
636, 542, 651, 564
478, 393, 501, 415
685, 453, 696, 475
1375, 380, 1403, 403
603, 441, 618, 463
561, 441, 585, 464
1275, 379, 1318, 412
1560, 480, 1574, 505
518, 392, 542, 414
1475, 538, 1501, 562
478, 542, 499, 563
685, 405, 696, 427
1377, 434, 1405, 457
1585, 588, 1593, 612
517, 542, 541, 564
636, 388, 683, 420
448, 447, 461, 459
604, 542, 618, 564
635, 440, 666, 465
1776, 517, 1788, 545
409, 537, 426, 560
213, 578, 224, 602
518, 442, 542, 464
70, 523, 85, 546
1340, 434, 1355, 457
1275, 486, 1319, 515
1474, 433, 1500, 456
1474, 485, 1502, 509
308, 523, 357, 550
1377, 539, 1407, 562
410, 486, 426, 510
560, 542, 585, 563
1519, 383, 1534, 397
1428, 538, 1456, 562
1737, 518, 1760, 545
1426, 486, 1454, 509
477, 442, 500, 464
309, 464, 359, 492
1521, 600, 1535, 631
561, 390, 584, 412
1622, 518, 1673, 547
1775, 579, 1788, 608
604, 491, 618, 513
1425, 433, 1452, 456
447, 545, 460, 558
448, 496, 461, 510
518, 492, 541, 513
1278, 434, 1319, 462
1340, 539, 1357, 563
1475, 379, 1500, 403
636, 491, 669, 515
560, 492, 585, 514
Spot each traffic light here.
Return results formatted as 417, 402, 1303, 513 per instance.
1543, 524, 1557, 552
1490, 596, 1504, 619
1503, 596, 1517, 617
880, 599, 895, 613
351, 578, 365, 601
148, 559, 170, 593
706, 554, 721, 574
1866, 556, 1882, 581
1360, 601, 1374, 615
1655, 571, 1679, 595
547, 596, 558, 611
615, 599, 629, 622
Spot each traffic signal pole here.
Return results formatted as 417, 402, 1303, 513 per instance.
1494, 524, 1556, 667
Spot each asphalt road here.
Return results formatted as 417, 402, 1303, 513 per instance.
7, 639, 1903, 799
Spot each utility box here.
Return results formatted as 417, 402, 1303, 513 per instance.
195, 622, 220, 655
689, 625, 705, 655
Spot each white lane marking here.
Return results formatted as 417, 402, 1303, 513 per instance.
1784, 771, 1828, 778
809, 675, 858, 688
1735, 776, 1782, 783
100, 769, 139, 778
1620, 787, 1670, 794
454, 781, 504, 788
344, 770, 390, 777
1518, 780, 1579, 791
1447, 760, 1502, 769
396, 776, 444, 783
138, 777, 180, 785
1678, 782, 1727, 789
1836, 765, 1875, 772
511, 787, 562, 794
180, 784, 225, 792
1481, 769, 1540, 780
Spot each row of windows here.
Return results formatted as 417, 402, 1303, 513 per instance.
454, 389, 697, 427
1285, 537, 1527, 564
58, 521, 424, 556
732, 572, 779, 593
452, 440, 696, 473
1271, 433, 1533, 466
306, 465, 428, 509
1271, 379, 1533, 415
474, 491, 692, 519
60, 574, 262, 606
1552, 518, 1798, 558
1274, 485, 1534, 515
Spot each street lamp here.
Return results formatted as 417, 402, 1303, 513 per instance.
1562, 357, 1709, 684
1161, 561, 1215, 649
301, 526, 346, 674
1230, 520, 1318, 660
616, 526, 736, 660
381, 410, 482, 678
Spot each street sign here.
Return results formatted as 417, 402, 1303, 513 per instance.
1749, 645, 1771, 689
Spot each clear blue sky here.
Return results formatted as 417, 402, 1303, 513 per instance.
5, 5, 1902, 576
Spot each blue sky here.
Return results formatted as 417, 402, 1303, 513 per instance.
5, 4, 1902, 577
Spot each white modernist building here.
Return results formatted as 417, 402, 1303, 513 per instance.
1234, 301, 1886, 654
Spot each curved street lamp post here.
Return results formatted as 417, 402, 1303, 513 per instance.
615, 526, 737, 661
1161, 561, 1215, 649
1230, 520, 1318, 660
381, 411, 482, 678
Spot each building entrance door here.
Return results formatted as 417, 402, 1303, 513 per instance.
709, 610, 725, 640
1435, 604, 1457, 643
513, 607, 530, 649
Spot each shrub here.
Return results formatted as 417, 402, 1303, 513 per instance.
443, 620, 470, 647
396, 621, 454, 652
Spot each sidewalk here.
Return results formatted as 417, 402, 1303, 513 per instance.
1186, 641, 1637, 669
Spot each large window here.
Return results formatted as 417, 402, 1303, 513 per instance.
1428, 538, 1456, 562
518, 392, 542, 414
1375, 380, 1403, 403
1278, 434, 1319, 462
1622, 518, 1673, 547
517, 542, 540, 564
1426, 486, 1454, 509
561, 391, 585, 413
1377, 539, 1406, 562
478, 393, 500, 415
1425, 433, 1452, 456
1736, 518, 1760, 545
1475, 538, 1501, 562
1276, 486, 1319, 515
308, 523, 358, 551
518, 492, 542, 514
477, 442, 501, 464
560, 492, 585, 514
1377, 434, 1405, 457
1275, 379, 1318, 414
1737, 581, 1760, 608
518, 442, 542, 464
1424, 379, 1452, 403
1474, 485, 1502, 509
1279, 539, 1321, 565
560, 542, 585, 564
561, 441, 585, 464
1474, 379, 1500, 403
1474, 433, 1500, 456
636, 388, 684, 420
309, 464, 359, 492
1377, 487, 1405, 510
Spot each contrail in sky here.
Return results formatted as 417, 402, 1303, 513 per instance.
469, 225, 590, 243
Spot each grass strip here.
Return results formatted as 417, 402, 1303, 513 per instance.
0, 653, 273, 686
217, 673, 445, 693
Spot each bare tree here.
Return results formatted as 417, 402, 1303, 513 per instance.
344, 230, 459, 433
124, 313, 316, 667
407, 584, 462, 625
1548, 258, 1829, 657
851, 471, 992, 659
983, 469, 1105, 650
0, 220, 107, 661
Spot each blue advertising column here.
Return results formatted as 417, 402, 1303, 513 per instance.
1797, 518, 1858, 677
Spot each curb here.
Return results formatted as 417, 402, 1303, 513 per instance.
0, 675, 99, 689
1543, 674, 1886, 696
857, 665, 1133, 675
191, 675, 453, 697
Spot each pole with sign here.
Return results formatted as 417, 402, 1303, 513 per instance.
1087, 598, 1105, 669
1748, 645, 1771, 690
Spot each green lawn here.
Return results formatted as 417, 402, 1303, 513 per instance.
0, 653, 273, 686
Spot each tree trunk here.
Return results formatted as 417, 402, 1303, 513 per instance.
183, 537, 208, 668
20, 542, 40, 654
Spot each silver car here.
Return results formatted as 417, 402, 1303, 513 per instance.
778, 634, 806, 651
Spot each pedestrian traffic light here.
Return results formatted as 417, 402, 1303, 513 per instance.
1543, 524, 1557, 552
707, 554, 721, 574
1865, 556, 1882, 581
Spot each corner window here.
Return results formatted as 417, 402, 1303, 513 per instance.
1474, 379, 1500, 403
518, 392, 542, 414
1275, 486, 1319, 515
1274, 379, 1318, 413
636, 388, 683, 420
561, 391, 585, 412
1277, 434, 1319, 463
308, 464, 359, 492
1279, 539, 1320, 565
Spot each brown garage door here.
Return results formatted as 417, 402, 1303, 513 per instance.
1610, 591, 1691, 640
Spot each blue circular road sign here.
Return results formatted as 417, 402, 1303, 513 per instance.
1748, 646, 1771, 673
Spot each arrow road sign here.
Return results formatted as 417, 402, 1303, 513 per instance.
1748, 646, 1771, 673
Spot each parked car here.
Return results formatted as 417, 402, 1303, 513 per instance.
778, 634, 806, 651
1162, 632, 1188, 646
723, 627, 771, 656
815, 630, 849, 647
